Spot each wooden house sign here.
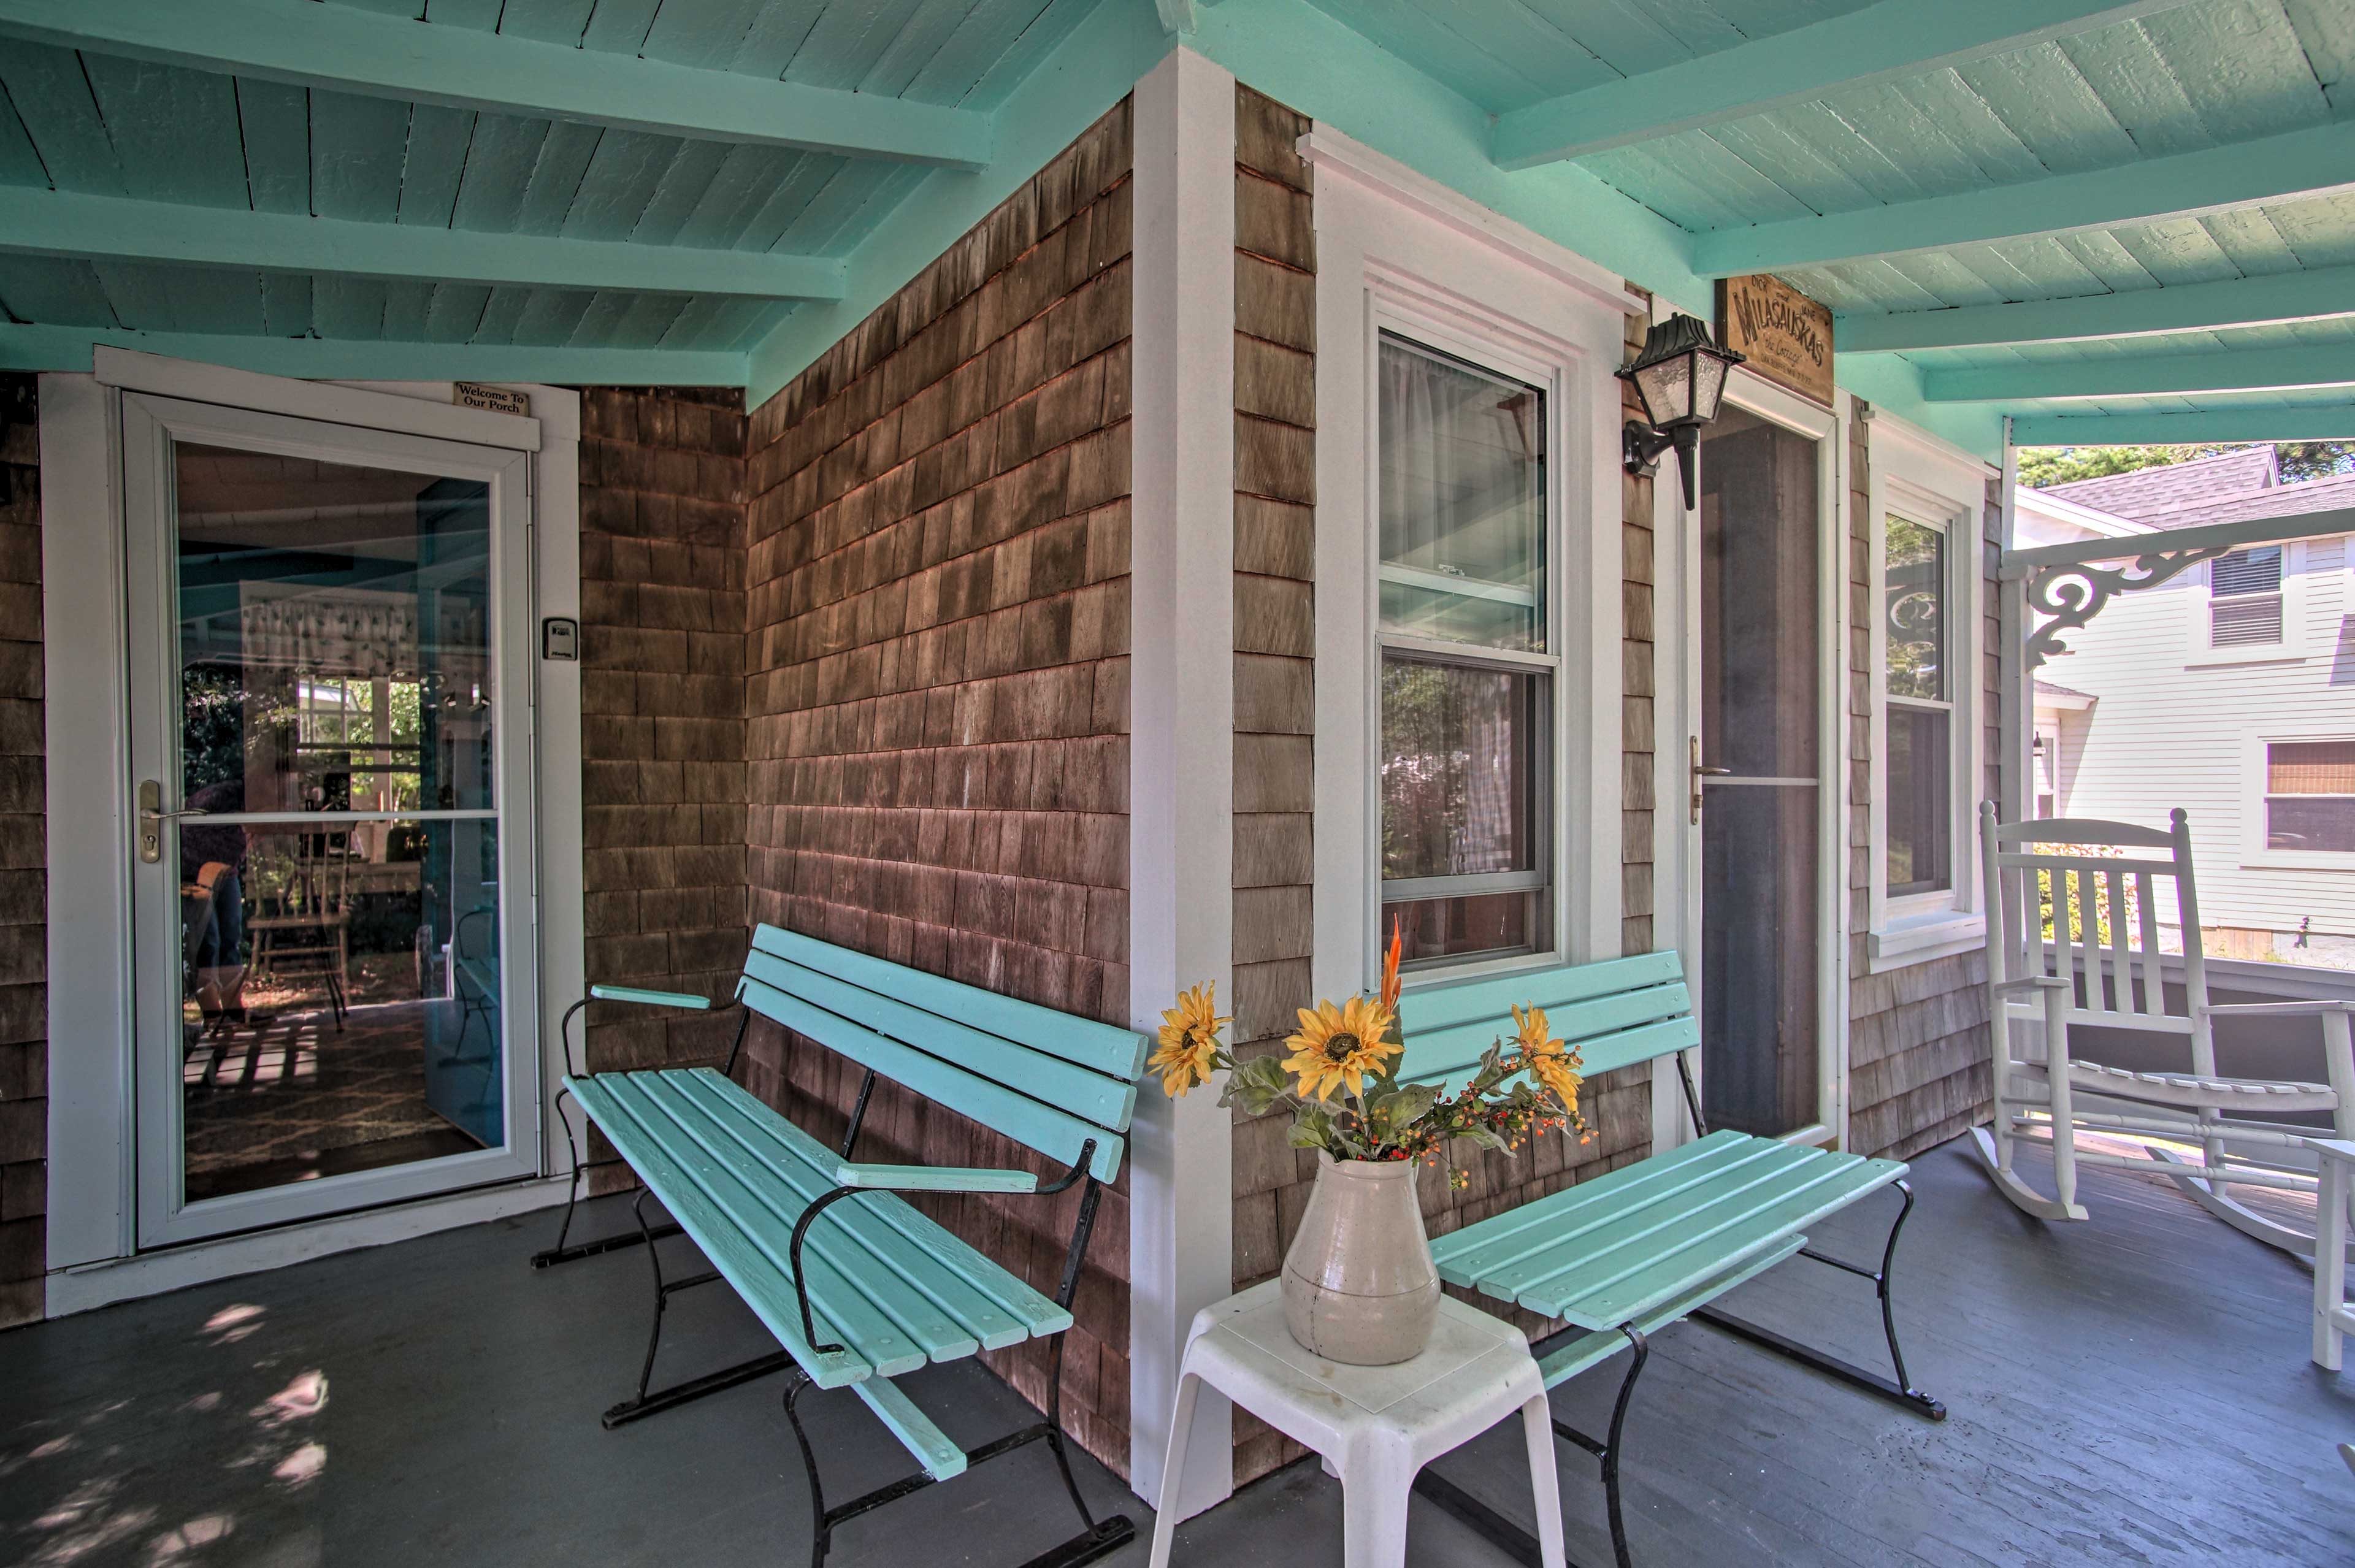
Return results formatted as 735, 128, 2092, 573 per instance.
1716, 274, 1834, 407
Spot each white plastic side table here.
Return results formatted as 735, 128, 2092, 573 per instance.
1147, 1279, 1565, 1568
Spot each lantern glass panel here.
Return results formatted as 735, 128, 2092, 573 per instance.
1636, 353, 1691, 426
1691, 351, 1729, 424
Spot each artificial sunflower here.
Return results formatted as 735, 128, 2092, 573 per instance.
1151, 982, 1229, 1097
1512, 1003, 1583, 1112
1282, 995, 1400, 1101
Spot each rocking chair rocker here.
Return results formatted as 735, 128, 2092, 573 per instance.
1976, 803, 2355, 1258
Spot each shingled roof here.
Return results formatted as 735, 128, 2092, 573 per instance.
2044, 448, 2279, 524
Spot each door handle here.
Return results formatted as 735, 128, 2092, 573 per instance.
1690, 738, 1731, 824
136, 778, 207, 865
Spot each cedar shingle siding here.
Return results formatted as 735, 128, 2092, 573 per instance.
1845, 419, 2001, 1160
0, 375, 42, 1329
736, 102, 1135, 1475
578, 386, 754, 1093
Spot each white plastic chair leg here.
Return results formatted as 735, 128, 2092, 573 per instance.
1519, 1393, 1568, 1568
1146, 1372, 1204, 1568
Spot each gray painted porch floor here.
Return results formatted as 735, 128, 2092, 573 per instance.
6, 1134, 2354, 1567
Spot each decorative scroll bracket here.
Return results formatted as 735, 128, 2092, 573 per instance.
2023, 545, 2234, 670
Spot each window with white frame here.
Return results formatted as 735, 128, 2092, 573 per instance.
1374, 332, 1554, 966
1883, 512, 1952, 898
2208, 546, 2286, 648
2264, 740, 2355, 855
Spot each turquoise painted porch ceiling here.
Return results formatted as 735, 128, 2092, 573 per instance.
1, 0, 2351, 442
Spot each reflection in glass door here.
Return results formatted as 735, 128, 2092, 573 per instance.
1696, 404, 1822, 1138
124, 396, 538, 1245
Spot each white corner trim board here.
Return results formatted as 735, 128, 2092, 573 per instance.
1127, 47, 1239, 1521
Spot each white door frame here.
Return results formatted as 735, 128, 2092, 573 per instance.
1667, 361, 1851, 1150
40, 352, 581, 1298
121, 391, 541, 1245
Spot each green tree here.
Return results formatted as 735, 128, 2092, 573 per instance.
2018, 441, 2355, 489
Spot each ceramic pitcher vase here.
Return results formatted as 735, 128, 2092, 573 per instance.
1281, 1152, 1441, 1366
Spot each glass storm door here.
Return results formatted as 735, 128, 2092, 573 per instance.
122, 393, 539, 1247
1695, 404, 1823, 1138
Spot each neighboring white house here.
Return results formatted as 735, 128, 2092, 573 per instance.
2016, 449, 2355, 969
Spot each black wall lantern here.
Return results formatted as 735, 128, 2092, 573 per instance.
1615, 313, 1745, 511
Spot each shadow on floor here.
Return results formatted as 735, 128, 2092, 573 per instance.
5, 1133, 2355, 1566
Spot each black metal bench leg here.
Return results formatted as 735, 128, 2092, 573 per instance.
1411, 1324, 1649, 1568
1691, 1179, 1947, 1422
530, 1090, 684, 1269
784, 1372, 831, 1568
598, 1191, 795, 1429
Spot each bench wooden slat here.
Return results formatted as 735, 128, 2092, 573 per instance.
1429, 1131, 1777, 1279
743, 947, 1137, 1132
1402, 1014, 1699, 1092
1534, 1234, 1806, 1388
853, 1377, 967, 1484
752, 924, 1149, 1084
589, 1074, 938, 1378
665, 1070, 1066, 1349
1547, 1157, 1897, 1326
621, 1074, 984, 1367
1403, 951, 1685, 1033
738, 974, 1127, 1184
1469, 1144, 1837, 1307
567, 1073, 872, 1388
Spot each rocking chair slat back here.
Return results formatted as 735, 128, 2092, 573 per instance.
1974, 801, 2355, 1255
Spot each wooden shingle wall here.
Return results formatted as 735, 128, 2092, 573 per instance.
1227, 85, 1320, 1486
1846, 419, 1999, 1161
735, 103, 1135, 1474
577, 386, 753, 1088
0, 376, 43, 1329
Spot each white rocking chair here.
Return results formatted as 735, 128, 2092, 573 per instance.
1975, 803, 2355, 1256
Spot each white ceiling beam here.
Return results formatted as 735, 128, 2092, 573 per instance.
1839, 265, 2355, 353
0, 323, 747, 385
1692, 121, 2355, 277
1493, 0, 2194, 170
0, 0, 991, 168
0, 185, 846, 300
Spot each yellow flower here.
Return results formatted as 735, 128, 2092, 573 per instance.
1151, 983, 1229, 1097
1282, 996, 1401, 1101
1512, 1003, 1583, 1112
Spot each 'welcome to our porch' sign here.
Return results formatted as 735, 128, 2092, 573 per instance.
1716, 274, 1834, 408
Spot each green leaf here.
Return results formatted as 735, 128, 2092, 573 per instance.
1289, 1107, 1333, 1149
1380, 1083, 1440, 1133
1462, 1125, 1511, 1154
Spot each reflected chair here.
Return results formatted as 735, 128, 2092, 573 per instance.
1977, 803, 2355, 1256
443, 902, 499, 1066
247, 830, 353, 1030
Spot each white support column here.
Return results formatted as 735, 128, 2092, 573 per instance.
1128, 47, 1237, 1520
1997, 418, 2029, 824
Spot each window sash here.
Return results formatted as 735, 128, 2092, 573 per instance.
2210, 546, 2286, 648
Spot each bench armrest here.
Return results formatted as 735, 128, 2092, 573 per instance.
590, 984, 714, 1011
1991, 977, 2071, 995
832, 1161, 1040, 1194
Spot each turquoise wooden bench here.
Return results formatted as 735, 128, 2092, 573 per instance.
536, 922, 1147, 1568
1393, 950, 1940, 1568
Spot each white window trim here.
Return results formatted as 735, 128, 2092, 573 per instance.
1866, 415, 1991, 971
2242, 731, 2355, 873
1306, 131, 1626, 1003
2186, 540, 2310, 667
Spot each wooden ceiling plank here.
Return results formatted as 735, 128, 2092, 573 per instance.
0, 0, 994, 167
1492, 0, 2198, 168
0, 184, 851, 299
